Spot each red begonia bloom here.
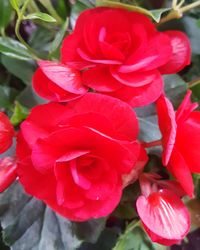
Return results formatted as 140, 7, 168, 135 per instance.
16, 93, 144, 221
0, 157, 17, 192
61, 7, 190, 107
33, 60, 88, 102
0, 112, 14, 154
156, 91, 200, 197
136, 174, 190, 246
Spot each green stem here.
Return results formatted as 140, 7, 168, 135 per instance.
159, 0, 200, 25
181, 0, 200, 13
15, 0, 40, 60
112, 220, 140, 250
188, 77, 200, 89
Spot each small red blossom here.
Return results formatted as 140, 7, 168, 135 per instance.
33, 60, 88, 102
0, 157, 17, 192
136, 174, 190, 246
156, 91, 200, 197
0, 112, 14, 154
16, 93, 145, 221
61, 7, 190, 107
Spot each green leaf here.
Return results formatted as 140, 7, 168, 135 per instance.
150, 8, 171, 23
0, 37, 32, 60
0, 183, 82, 250
49, 18, 69, 59
96, 0, 171, 22
29, 26, 55, 56
9, 0, 24, 11
17, 85, 46, 108
79, 228, 118, 250
10, 101, 29, 126
9, 0, 20, 11
73, 218, 106, 244
164, 74, 187, 108
24, 12, 57, 22
113, 224, 167, 250
0, 183, 106, 250
0, 1, 13, 30
0, 85, 18, 110
139, 115, 161, 143
1, 55, 36, 85
183, 16, 200, 55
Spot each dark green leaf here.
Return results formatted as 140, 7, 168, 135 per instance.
113, 224, 167, 250
49, 18, 69, 59
24, 12, 57, 22
0, 37, 32, 60
1, 55, 36, 85
29, 26, 54, 55
164, 74, 187, 108
0, 85, 18, 110
79, 228, 119, 250
17, 85, 46, 108
73, 218, 106, 244
0, 183, 106, 250
138, 115, 161, 143
0, 1, 13, 30
10, 101, 29, 126
183, 16, 200, 55
56, 0, 69, 20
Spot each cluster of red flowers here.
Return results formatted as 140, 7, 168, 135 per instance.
0, 7, 200, 246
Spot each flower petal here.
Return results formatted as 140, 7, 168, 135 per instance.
159, 31, 191, 74
136, 189, 190, 244
156, 95, 177, 166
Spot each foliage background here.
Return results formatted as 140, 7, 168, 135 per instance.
0, 0, 200, 249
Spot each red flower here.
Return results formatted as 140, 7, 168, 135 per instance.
61, 7, 190, 107
0, 112, 14, 154
156, 91, 200, 197
136, 174, 190, 246
0, 157, 17, 192
16, 93, 144, 221
33, 60, 88, 102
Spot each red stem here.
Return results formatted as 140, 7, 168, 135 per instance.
142, 139, 162, 148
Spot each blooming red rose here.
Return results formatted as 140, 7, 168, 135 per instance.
156, 91, 200, 197
136, 174, 190, 246
60, 7, 191, 107
0, 112, 14, 154
16, 93, 144, 221
33, 60, 88, 102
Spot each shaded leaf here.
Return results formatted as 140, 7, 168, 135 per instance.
24, 12, 57, 23
49, 18, 69, 59
17, 85, 46, 108
0, 85, 18, 110
73, 218, 106, 244
1, 55, 36, 85
0, 183, 106, 250
183, 16, 200, 55
79, 228, 119, 250
164, 74, 187, 108
0, 1, 13, 30
113, 224, 167, 250
10, 101, 29, 126
0, 37, 32, 60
